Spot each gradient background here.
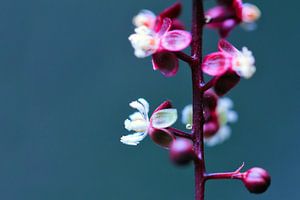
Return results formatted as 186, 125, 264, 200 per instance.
0, 0, 298, 199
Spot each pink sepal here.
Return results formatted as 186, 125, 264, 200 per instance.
206, 6, 231, 22
214, 69, 240, 96
233, 0, 243, 21
152, 52, 179, 77
218, 39, 239, 56
157, 18, 172, 36
153, 100, 173, 113
159, 2, 182, 19
170, 19, 185, 30
202, 52, 231, 76
161, 30, 192, 52
148, 127, 175, 148
219, 19, 238, 38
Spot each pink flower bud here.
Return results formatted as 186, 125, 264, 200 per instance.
170, 139, 195, 165
148, 127, 175, 148
159, 2, 182, 19
204, 120, 220, 138
242, 167, 271, 194
214, 70, 240, 96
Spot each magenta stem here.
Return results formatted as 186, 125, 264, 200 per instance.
175, 51, 194, 64
167, 127, 192, 139
200, 77, 217, 92
190, 1, 206, 200
206, 172, 243, 180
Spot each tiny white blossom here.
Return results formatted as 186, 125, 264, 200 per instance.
128, 26, 160, 58
232, 47, 256, 79
133, 10, 156, 29
205, 126, 231, 146
205, 97, 238, 146
121, 98, 178, 146
121, 98, 150, 146
242, 3, 261, 23
181, 104, 193, 129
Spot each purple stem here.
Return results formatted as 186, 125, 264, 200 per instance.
190, 1, 206, 200
167, 127, 192, 139
206, 172, 243, 180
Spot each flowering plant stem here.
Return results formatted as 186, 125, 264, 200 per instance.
191, 1, 206, 200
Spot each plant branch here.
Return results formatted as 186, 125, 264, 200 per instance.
200, 76, 217, 92
175, 51, 194, 64
167, 127, 192, 139
191, 0, 206, 200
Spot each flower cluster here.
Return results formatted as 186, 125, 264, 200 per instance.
121, 98, 178, 148
202, 39, 256, 79
121, 1, 270, 197
182, 91, 238, 146
128, 3, 192, 77
206, 0, 261, 37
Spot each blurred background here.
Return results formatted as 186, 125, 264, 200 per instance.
0, 0, 298, 199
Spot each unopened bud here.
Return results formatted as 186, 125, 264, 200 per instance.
204, 90, 218, 110
242, 167, 271, 194
204, 121, 220, 138
170, 139, 195, 166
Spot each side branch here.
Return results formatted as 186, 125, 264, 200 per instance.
167, 127, 192, 139
175, 51, 194, 64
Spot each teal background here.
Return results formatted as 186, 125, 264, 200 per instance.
0, 0, 298, 199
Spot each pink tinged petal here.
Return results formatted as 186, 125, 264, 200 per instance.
152, 52, 179, 77
218, 39, 239, 56
205, 6, 231, 20
148, 127, 175, 148
220, 19, 238, 38
156, 18, 172, 36
161, 30, 192, 52
202, 52, 232, 76
153, 100, 173, 113
159, 2, 182, 19
233, 0, 243, 21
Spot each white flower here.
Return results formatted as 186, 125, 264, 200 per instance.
133, 10, 156, 29
128, 26, 160, 58
232, 47, 256, 79
181, 104, 193, 129
205, 126, 231, 146
205, 97, 238, 146
242, 3, 261, 23
121, 98, 178, 146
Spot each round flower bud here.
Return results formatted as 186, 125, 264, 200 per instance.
203, 121, 220, 138
203, 90, 218, 110
170, 139, 195, 166
242, 167, 271, 194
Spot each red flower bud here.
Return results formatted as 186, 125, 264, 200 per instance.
148, 127, 175, 148
204, 120, 220, 138
204, 90, 218, 110
170, 139, 195, 166
214, 70, 240, 96
242, 167, 271, 194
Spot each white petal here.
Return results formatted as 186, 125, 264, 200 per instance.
129, 100, 146, 114
151, 108, 177, 129
129, 112, 144, 120
138, 98, 149, 114
124, 119, 132, 131
227, 111, 238, 123
129, 119, 148, 132
120, 132, 147, 146
205, 126, 231, 146
181, 104, 193, 125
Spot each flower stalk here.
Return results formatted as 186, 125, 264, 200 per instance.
122, 0, 270, 199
